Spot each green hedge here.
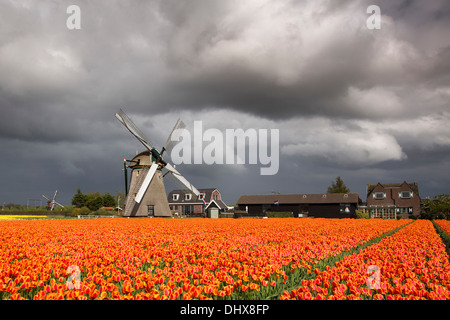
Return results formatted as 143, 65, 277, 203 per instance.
355, 210, 370, 219
219, 212, 234, 218
265, 211, 294, 218
432, 220, 450, 254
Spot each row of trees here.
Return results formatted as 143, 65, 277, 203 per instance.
71, 189, 118, 212
420, 195, 450, 220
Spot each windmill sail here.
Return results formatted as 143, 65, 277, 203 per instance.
53, 201, 64, 208
135, 162, 158, 203
162, 118, 186, 157
115, 109, 154, 151
164, 169, 194, 193
164, 163, 200, 196
124, 165, 150, 215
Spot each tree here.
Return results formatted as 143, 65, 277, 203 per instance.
420, 195, 450, 220
327, 176, 350, 193
102, 193, 117, 207
86, 196, 104, 212
71, 189, 119, 212
72, 188, 88, 208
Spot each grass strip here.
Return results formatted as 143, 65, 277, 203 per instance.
432, 220, 450, 262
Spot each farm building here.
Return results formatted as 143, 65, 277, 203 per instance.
168, 188, 227, 216
361, 181, 421, 219
236, 193, 359, 218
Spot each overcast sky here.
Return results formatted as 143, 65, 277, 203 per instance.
1, 0, 449, 206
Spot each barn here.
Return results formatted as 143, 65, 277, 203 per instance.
236, 193, 359, 218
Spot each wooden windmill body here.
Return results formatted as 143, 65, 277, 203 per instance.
124, 150, 171, 217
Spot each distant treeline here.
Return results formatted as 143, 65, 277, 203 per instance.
71, 188, 118, 211
420, 194, 450, 220
0, 204, 74, 216
1, 189, 124, 216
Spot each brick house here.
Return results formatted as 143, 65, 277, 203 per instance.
365, 181, 420, 219
168, 188, 227, 216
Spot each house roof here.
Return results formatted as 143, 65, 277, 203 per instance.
167, 188, 227, 209
237, 193, 359, 205
205, 199, 225, 210
367, 182, 419, 196
213, 199, 228, 210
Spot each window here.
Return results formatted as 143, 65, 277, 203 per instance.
340, 204, 351, 213
198, 194, 204, 200
399, 191, 413, 199
182, 205, 194, 215
147, 205, 154, 217
322, 194, 327, 198
172, 194, 179, 201
373, 192, 386, 200
397, 207, 407, 214
136, 170, 140, 177
396, 207, 413, 214
185, 194, 192, 201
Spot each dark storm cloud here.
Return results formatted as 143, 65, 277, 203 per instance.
0, 0, 449, 205
1, 0, 448, 122
136, 0, 449, 121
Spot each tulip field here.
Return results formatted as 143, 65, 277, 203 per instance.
0, 217, 449, 300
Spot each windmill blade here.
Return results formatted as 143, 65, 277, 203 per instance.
42, 194, 51, 202
164, 163, 200, 196
135, 162, 159, 203
54, 201, 64, 208
164, 168, 192, 193
162, 118, 186, 157
52, 190, 58, 202
115, 109, 154, 151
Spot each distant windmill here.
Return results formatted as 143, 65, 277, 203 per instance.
115, 109, 200, 217
42, 190, 64, 211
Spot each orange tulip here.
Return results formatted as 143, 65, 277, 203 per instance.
1, 218, 447, 301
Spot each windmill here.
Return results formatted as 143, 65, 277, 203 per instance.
115, 109, 200, 217
42, 190, 64, 211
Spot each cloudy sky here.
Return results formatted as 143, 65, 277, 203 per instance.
1, 0, 449, 206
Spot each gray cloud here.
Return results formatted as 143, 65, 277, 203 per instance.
0, 0, 449, 205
